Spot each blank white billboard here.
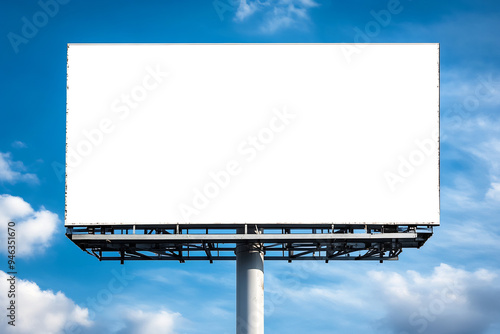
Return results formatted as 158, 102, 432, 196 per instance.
65, 44, 439, 226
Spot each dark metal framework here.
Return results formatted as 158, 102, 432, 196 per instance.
66, 223, 433, 264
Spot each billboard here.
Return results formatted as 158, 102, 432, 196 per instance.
65, 44, 439, 226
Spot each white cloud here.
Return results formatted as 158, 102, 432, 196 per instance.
0, 270, 92, 334
77, 304, 185, 334
265, 263, 500, 333
115, 308, 182, 334
234, 0, 318, 33
0, 268, 183, 334
0, 194, 59, 256
369, 264, 500, 334
0, 152, 38, 184
235, 0, 259, 21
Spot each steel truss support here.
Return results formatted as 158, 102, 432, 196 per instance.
66, 223, 433, 262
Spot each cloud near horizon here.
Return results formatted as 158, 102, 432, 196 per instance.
370, 264, 500, 334
0, 270, 184, 334
114, 308, 182, 334
0, 270, 92, 334
266, 263, 500, 334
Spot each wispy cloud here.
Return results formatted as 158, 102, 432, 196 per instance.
468, 138, 500, 179
11, 140, 27, 149
136, 267, 235, 288
0, 152, 38, 184
436, 221, 500, 253
486, 182, 500, 202
441, 71, 500, 106
79, 305, 185, 334
0, 194, 59, 256
234, 0, 259, 21
441, 116, 500, 210
115, 308, 182, 334
266, 275, 367, 309
234, 0, 319, 33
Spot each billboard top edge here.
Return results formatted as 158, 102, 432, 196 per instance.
67, 42, 439, 47
65, 222, 440, 226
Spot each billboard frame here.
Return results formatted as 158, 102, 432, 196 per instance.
65, 43, 440, 227
65, 42, 439, 334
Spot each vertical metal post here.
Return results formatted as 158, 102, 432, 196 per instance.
236, 228, 264, 334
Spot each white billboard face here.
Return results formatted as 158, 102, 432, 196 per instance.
66, 44, 439, 226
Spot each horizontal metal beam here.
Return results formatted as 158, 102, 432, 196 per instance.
71, 232, 417, 243
96, 255, 399, 261
66, 222, 438, 229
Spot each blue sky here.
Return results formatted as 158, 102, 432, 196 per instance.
1, 0, 500, 333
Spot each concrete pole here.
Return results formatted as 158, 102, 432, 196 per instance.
236, 239, 264, 334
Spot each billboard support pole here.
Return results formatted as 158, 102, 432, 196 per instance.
236, 228, 264, 334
